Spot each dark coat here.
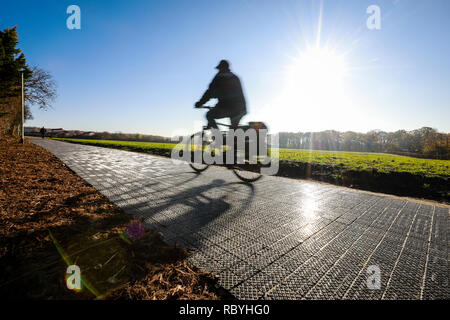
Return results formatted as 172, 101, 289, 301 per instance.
199, 70, 247, 115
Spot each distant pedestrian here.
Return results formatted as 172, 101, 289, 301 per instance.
40, 126, 46, 139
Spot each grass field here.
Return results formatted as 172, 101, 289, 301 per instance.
52, 138, 177, 151
279, 148, 449, 177
52, 138, 449, 178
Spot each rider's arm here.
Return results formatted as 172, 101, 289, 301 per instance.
197, 76, 218, 105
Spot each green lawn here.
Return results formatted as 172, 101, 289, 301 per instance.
278, 148, 449, 177
52, 138, 177, 151
52, 138, 449, 178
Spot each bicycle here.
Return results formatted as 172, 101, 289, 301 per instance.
187, 106, 269, 183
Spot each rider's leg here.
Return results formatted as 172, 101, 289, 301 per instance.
206, 110, 218, 129
206, 107, 229, 129
230, 113, 245, 130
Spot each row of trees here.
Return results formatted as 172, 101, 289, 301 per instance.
54, 126, 449, 159
93, 132, 172, 143
48, 130, 173, 143
278, 127, 449, 159
0, 26, 56, 140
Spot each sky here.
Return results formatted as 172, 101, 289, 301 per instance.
2, 0, 449, 136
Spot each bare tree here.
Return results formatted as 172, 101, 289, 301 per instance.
25, 66, 57, 112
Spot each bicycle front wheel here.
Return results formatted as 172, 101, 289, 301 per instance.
188, 132, 210, 173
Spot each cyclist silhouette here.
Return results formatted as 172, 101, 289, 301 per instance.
195, 60, 247, 129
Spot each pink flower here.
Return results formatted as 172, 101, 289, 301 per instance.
126, 221, 146, 241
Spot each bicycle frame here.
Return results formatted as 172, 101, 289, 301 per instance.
190, 106, 266, 182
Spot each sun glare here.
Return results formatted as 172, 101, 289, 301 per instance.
288, 47, 347, 92
267, 46, 354, 133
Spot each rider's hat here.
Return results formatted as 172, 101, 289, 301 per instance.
215, 59, 230, 70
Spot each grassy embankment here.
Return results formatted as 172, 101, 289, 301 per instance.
51, 138, 450, 202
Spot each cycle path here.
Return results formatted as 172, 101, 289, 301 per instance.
31, 137, 449, 300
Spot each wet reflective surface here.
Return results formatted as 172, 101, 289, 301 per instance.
32, 138, 449, 300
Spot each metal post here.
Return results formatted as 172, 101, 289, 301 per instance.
21, 71, 24, 144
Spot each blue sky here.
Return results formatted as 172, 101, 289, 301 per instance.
2, 0, 449, 136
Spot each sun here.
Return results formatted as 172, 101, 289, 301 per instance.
287, 47, 347, 92
269, 46, 352, 132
